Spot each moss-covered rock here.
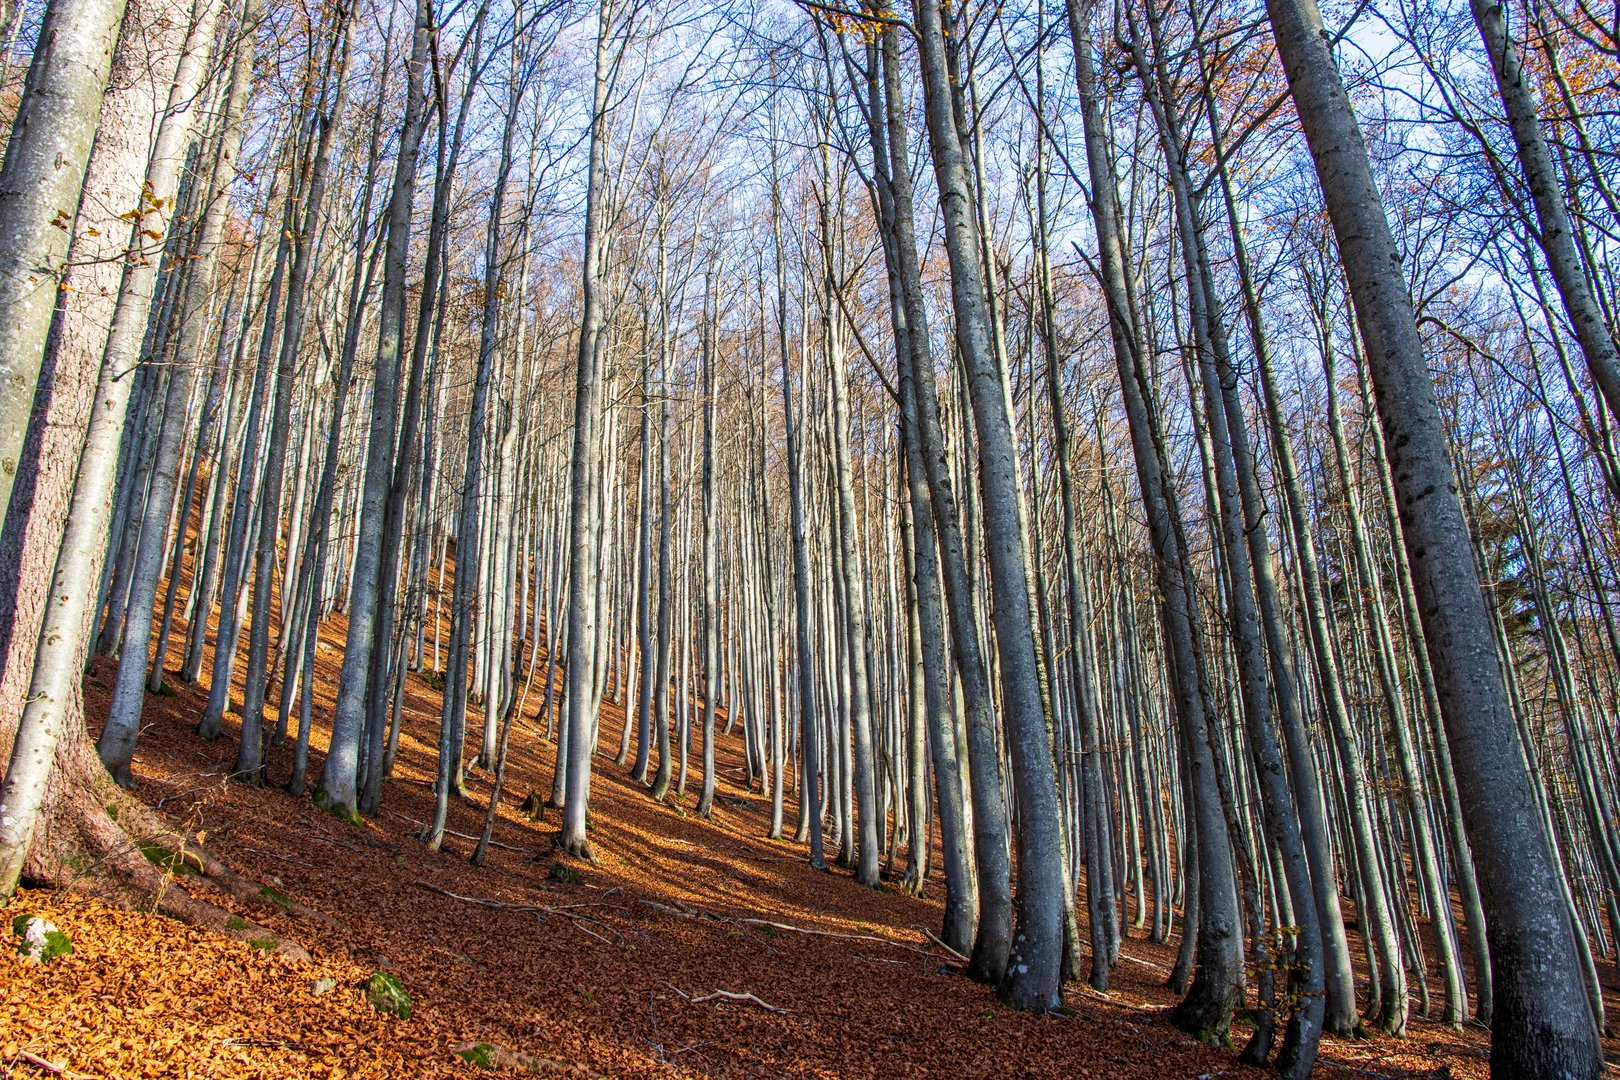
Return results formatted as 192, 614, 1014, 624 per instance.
12, 914, 73, 963
364, 970, 411, 1019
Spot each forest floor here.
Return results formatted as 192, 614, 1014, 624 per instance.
4, 631, 1618, 1078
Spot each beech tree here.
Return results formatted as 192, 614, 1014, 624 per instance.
0, 1, 1615, 1077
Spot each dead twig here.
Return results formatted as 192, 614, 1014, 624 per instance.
915, 926, 970, 963
388, 811, 530, 854
632, 897, 956, 960
4, 1050, 97, 1079
735, 916, 939, 958
221, 1038, 305, 1050
691, 989, 790, 1014
413, 880, 624, 945
299, 832, 373, 856
155, 785, 216, 810
235, 847, 317, 869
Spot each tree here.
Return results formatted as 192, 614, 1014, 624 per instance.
1262, 0, 1604, 1069
0, 0, 129, 521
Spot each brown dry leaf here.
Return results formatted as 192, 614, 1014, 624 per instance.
5, 645, 1603, 1079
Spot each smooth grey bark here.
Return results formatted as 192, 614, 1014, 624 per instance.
430, 34, 519, 850
819, 207, 880, 888
1297, 292, 1409, 1033
1469, 0, 1620, 431
630, 317, 654, 783
150, 311, 231, 694
697, 287, 718, 821
646, 263, 674, 806
236, 10, 352, 784
285, 12, 391, 795
0, 0, 128, 522
1129, 11, 1325, 1066
1204, 99, 1364, 1035
872, 15, 1010, 980
0, 0, 214, 888
365, 20, 482, 816
1354, 341, 1473, 1028
98, 0, 246, 784
768, 111, 824, 868
865, 17, 973, 950
1064, 0, 1244, 1039
1324, 328, 1465, 1029
1262, 0, 1603, 1070
181, 308, 250, 686
911, 0, 1067, 1012
319, 0, 431, 821
197, 190, 289, 739
559, 0, 615, 859
1029, 114, 1114, 993
1198, 62, 1360, 1038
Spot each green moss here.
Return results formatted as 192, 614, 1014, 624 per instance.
364, 971, 411, 1020
546, 863, 583, 887
457, 1043, 495, 1069
104, 802, 119, 821
225, 916, 251, 931
247, 938, 280, 952
12, 914, 73, 963
138, 841, 201, 875
258, 885, 293, 912
312, 789, 363, 826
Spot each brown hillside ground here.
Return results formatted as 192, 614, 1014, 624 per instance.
2, 632, 1616, 1078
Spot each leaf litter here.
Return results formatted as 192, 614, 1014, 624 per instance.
2, 644, 1612, 1078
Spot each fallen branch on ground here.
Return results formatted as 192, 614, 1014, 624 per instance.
632, 897, 957, 960
387, 811, 531, 854
4, 1049, 95, 1079
691, 990, 790, 1014
915, 926, 970, 963
412, 880, 625, 945
235, 847, 317, 869
222, 1038, 305, 1050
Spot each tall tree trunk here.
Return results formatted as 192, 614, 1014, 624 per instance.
1263, 0, 1603, 1069
98, 0, 251, 782
319, 0, 431, 821
558, 0, 615, 859
2, 0, 226, 890
1469, 0, 1620, 430
0, 0, 128, 520
1064, 0, 1245, 1040
911, 0, 1068, 1012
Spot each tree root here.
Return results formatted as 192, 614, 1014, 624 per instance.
23, 769, 317, 962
